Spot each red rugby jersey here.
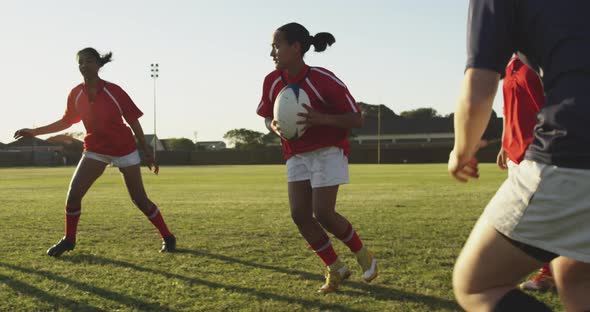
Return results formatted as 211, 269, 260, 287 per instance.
257, 64, 361, 160
502, 56, 544, 164
61, 79, 143, 156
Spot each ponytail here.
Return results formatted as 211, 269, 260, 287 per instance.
77, 47, 113, 67
309, 32, 336, 52
278, 22, 336, 56
98, 52, 113, 67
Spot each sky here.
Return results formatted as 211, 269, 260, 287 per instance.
0, 0, 504, 144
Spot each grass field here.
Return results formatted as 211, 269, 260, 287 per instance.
0, 164, 561, 311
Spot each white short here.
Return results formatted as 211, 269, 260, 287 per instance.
286, 146, 349, 188
483, 159, 590, 262
83, 150, 141, 168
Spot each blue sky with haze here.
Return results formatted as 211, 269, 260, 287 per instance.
1, 0, 503, 144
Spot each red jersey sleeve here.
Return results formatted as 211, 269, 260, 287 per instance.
502, 57, 544, 163
256, 73, 274, 118
109, 84, 143, 124
314, 68, 360, 114
61, 88, 82, 125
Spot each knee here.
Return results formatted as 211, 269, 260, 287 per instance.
452, 268, 467, 306
453, 279, 477, 310
290, 209, 313, 227
452, 259, 476, 309
451, 259, 504, 311
66, 188, 83, 206
314, 209, 335, 229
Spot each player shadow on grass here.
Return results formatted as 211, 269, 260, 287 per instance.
175, 249, 460, 310
60, 250, 458, 311
60, 253, 364, 312
0, 272, 101, 311
0, 262, 174, 312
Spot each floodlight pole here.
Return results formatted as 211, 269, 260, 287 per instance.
32, 123, 37, 166
377, 104, 381, 164
150, 63, 159, 159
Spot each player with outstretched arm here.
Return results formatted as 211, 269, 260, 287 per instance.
14, 48, 176, 257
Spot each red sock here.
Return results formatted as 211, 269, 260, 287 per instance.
540, 264, 552, 276
310, 234, 339, 266
336, 223, 363, 253
65, 205, 81, 242
144, 205, 173, 238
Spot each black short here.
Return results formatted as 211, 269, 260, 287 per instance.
497, 231, 559, 263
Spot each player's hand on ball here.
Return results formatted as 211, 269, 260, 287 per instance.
271, 120, 287, 139
14, 128, 36, 140
297, 104, 325, 130
448, 150, 479, 183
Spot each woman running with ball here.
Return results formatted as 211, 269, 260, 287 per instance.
256, 22, 377, 293
14, 48, 176, 257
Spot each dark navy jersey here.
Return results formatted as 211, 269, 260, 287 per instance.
467, 0, 590, 169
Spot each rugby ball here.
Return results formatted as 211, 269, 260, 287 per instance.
273, 84, 309, 140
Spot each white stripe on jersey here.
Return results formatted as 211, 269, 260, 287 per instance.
507, 55, 517, 68
345, 94, 359, 113
305, 78, 326, 103
103, 86, 123, 115
256, 100, 265, 114
268, 76, 282, 103
311, 67, 347, 88
74, 89, 84, 112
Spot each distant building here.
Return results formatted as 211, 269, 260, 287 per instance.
4, 137, 63, 153
353, 115, 454, 144
196, 141, 226, 151
159, 139, 173, 151
46, 135, 84, 147
3, 137, 65, 166
46, 135, 84, 165
144, 134, 166, 151
351, 103, 502, 145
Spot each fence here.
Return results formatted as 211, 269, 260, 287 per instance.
0, 141, 501, 167
0, 151, 67, 167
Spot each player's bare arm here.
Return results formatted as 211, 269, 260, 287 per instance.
129, 119, 159, 175
449, 68, 499, 182
14, 119, 71, 140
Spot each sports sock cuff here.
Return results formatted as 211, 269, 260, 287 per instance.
146, 207, 160, 219
493, 289, 552, 312
65, 205, 81, 215
310, 235, 331, 252
337, 223, 354, 242
540, 264, 552, 276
